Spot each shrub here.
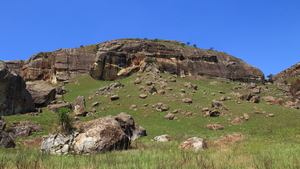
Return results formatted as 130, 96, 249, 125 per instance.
57, 107, 73, 134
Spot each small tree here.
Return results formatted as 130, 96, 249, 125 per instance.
186, 42, 190, 46
57, 107, 72, 134
193, 44, 197, 48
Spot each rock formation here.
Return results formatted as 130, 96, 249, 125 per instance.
41, 112, 146, 155
26, 80, 56, 107
90, 39, 264, 82
6, 39, 264, 83
0, 61, 35, 115
6, 48, 96, 83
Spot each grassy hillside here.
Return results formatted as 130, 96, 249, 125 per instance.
1, 72, 300, 168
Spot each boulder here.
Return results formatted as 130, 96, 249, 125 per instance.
26, 80, 56, 107
184, 82, 198, 90
155, 102, 169, 111
238, 93, 254, 101
206, 124, 224, 130
164, 113, 174, 120
139, 94, 148, 99
0, 130, 16, 148
182, 98, 193, 104
0, 61, 35, 115
8, 121, 43, 139
231, 117, 244, 125
211, 100, 228, 111
41, 112, 146, 154
72, 96, 86, 116
249, 96, 260, 103
157, 90, 165, 95
96, 82, 124, 93
153, 135, 170, 142
110, 95, 120, 101
146, 86, 157, 94
179, 137, 208, 151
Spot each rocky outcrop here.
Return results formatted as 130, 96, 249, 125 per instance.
0, 117, 15, 148
7, 49, 96, 83
6, 39, 264, 83
273, 62, 300, 84
0, 61, 35, 116
26, 80, 56, 107
41, 113, 146, 155
90, 39, 264, 82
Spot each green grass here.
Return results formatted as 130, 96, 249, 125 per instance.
1, 72, 300, 168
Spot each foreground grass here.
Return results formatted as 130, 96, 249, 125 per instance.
2, 73, 300, 168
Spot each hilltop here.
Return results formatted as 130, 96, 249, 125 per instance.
5, 38, 264, 83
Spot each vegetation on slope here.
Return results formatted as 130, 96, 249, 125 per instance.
1, 72, 300, 168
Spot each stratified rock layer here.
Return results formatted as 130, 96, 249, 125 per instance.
6, 39, 264, 83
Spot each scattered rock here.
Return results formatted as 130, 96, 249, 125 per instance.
206, 124, 224, 130
134, 78, 142, 85
266, 113, 275, 118
153, 135, 170, 142
164, 113, 174, 120
231, 117, 244, 125
139, 94, 148, 99
155, 102, 169, 111
110, 95, 120, 101
179, 137, 208, 151
72, 96, 87, 116
182, 98, 193, 104
157, 90, 165, 95
249, 96, 260, 103
96, 82, 124, 93
184, 82, 198, 90
211, 100, 228, 111
91, 102, 100, 107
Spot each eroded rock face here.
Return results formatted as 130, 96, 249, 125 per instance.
6, 49, 96, 83
273, 62, 300, 84
90, 39, 264, 82
41, 113, 146, 155
0, 61, 35, 115
6, 39, 264, 83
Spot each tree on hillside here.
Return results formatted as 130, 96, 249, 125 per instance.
57, 107, 73, 134
186, 42, 190, 46
193, 44, 197, 48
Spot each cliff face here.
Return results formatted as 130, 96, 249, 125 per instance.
5, 39, 264, 83
90, 39, 264, 82
6, 49, 96, 83
273, 62, 300, 84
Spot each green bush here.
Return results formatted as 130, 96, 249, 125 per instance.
57, 107, 72, 134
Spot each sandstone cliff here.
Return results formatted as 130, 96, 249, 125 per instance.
90, 39, 264, 82
273, 62, 300, 84
5, 39, 264, 83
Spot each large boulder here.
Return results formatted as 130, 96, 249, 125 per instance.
41, 113, 146, 155
0, 61, 35, 115
72, 96, 86, 116
26, 80, 56, 107
179, 137, 208, 151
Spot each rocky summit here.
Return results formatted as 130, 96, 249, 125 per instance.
5, 39, 264, 83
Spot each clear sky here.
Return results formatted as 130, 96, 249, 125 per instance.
1, 0, 299, 77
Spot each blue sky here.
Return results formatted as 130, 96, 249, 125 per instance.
1, 1, 299, 77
